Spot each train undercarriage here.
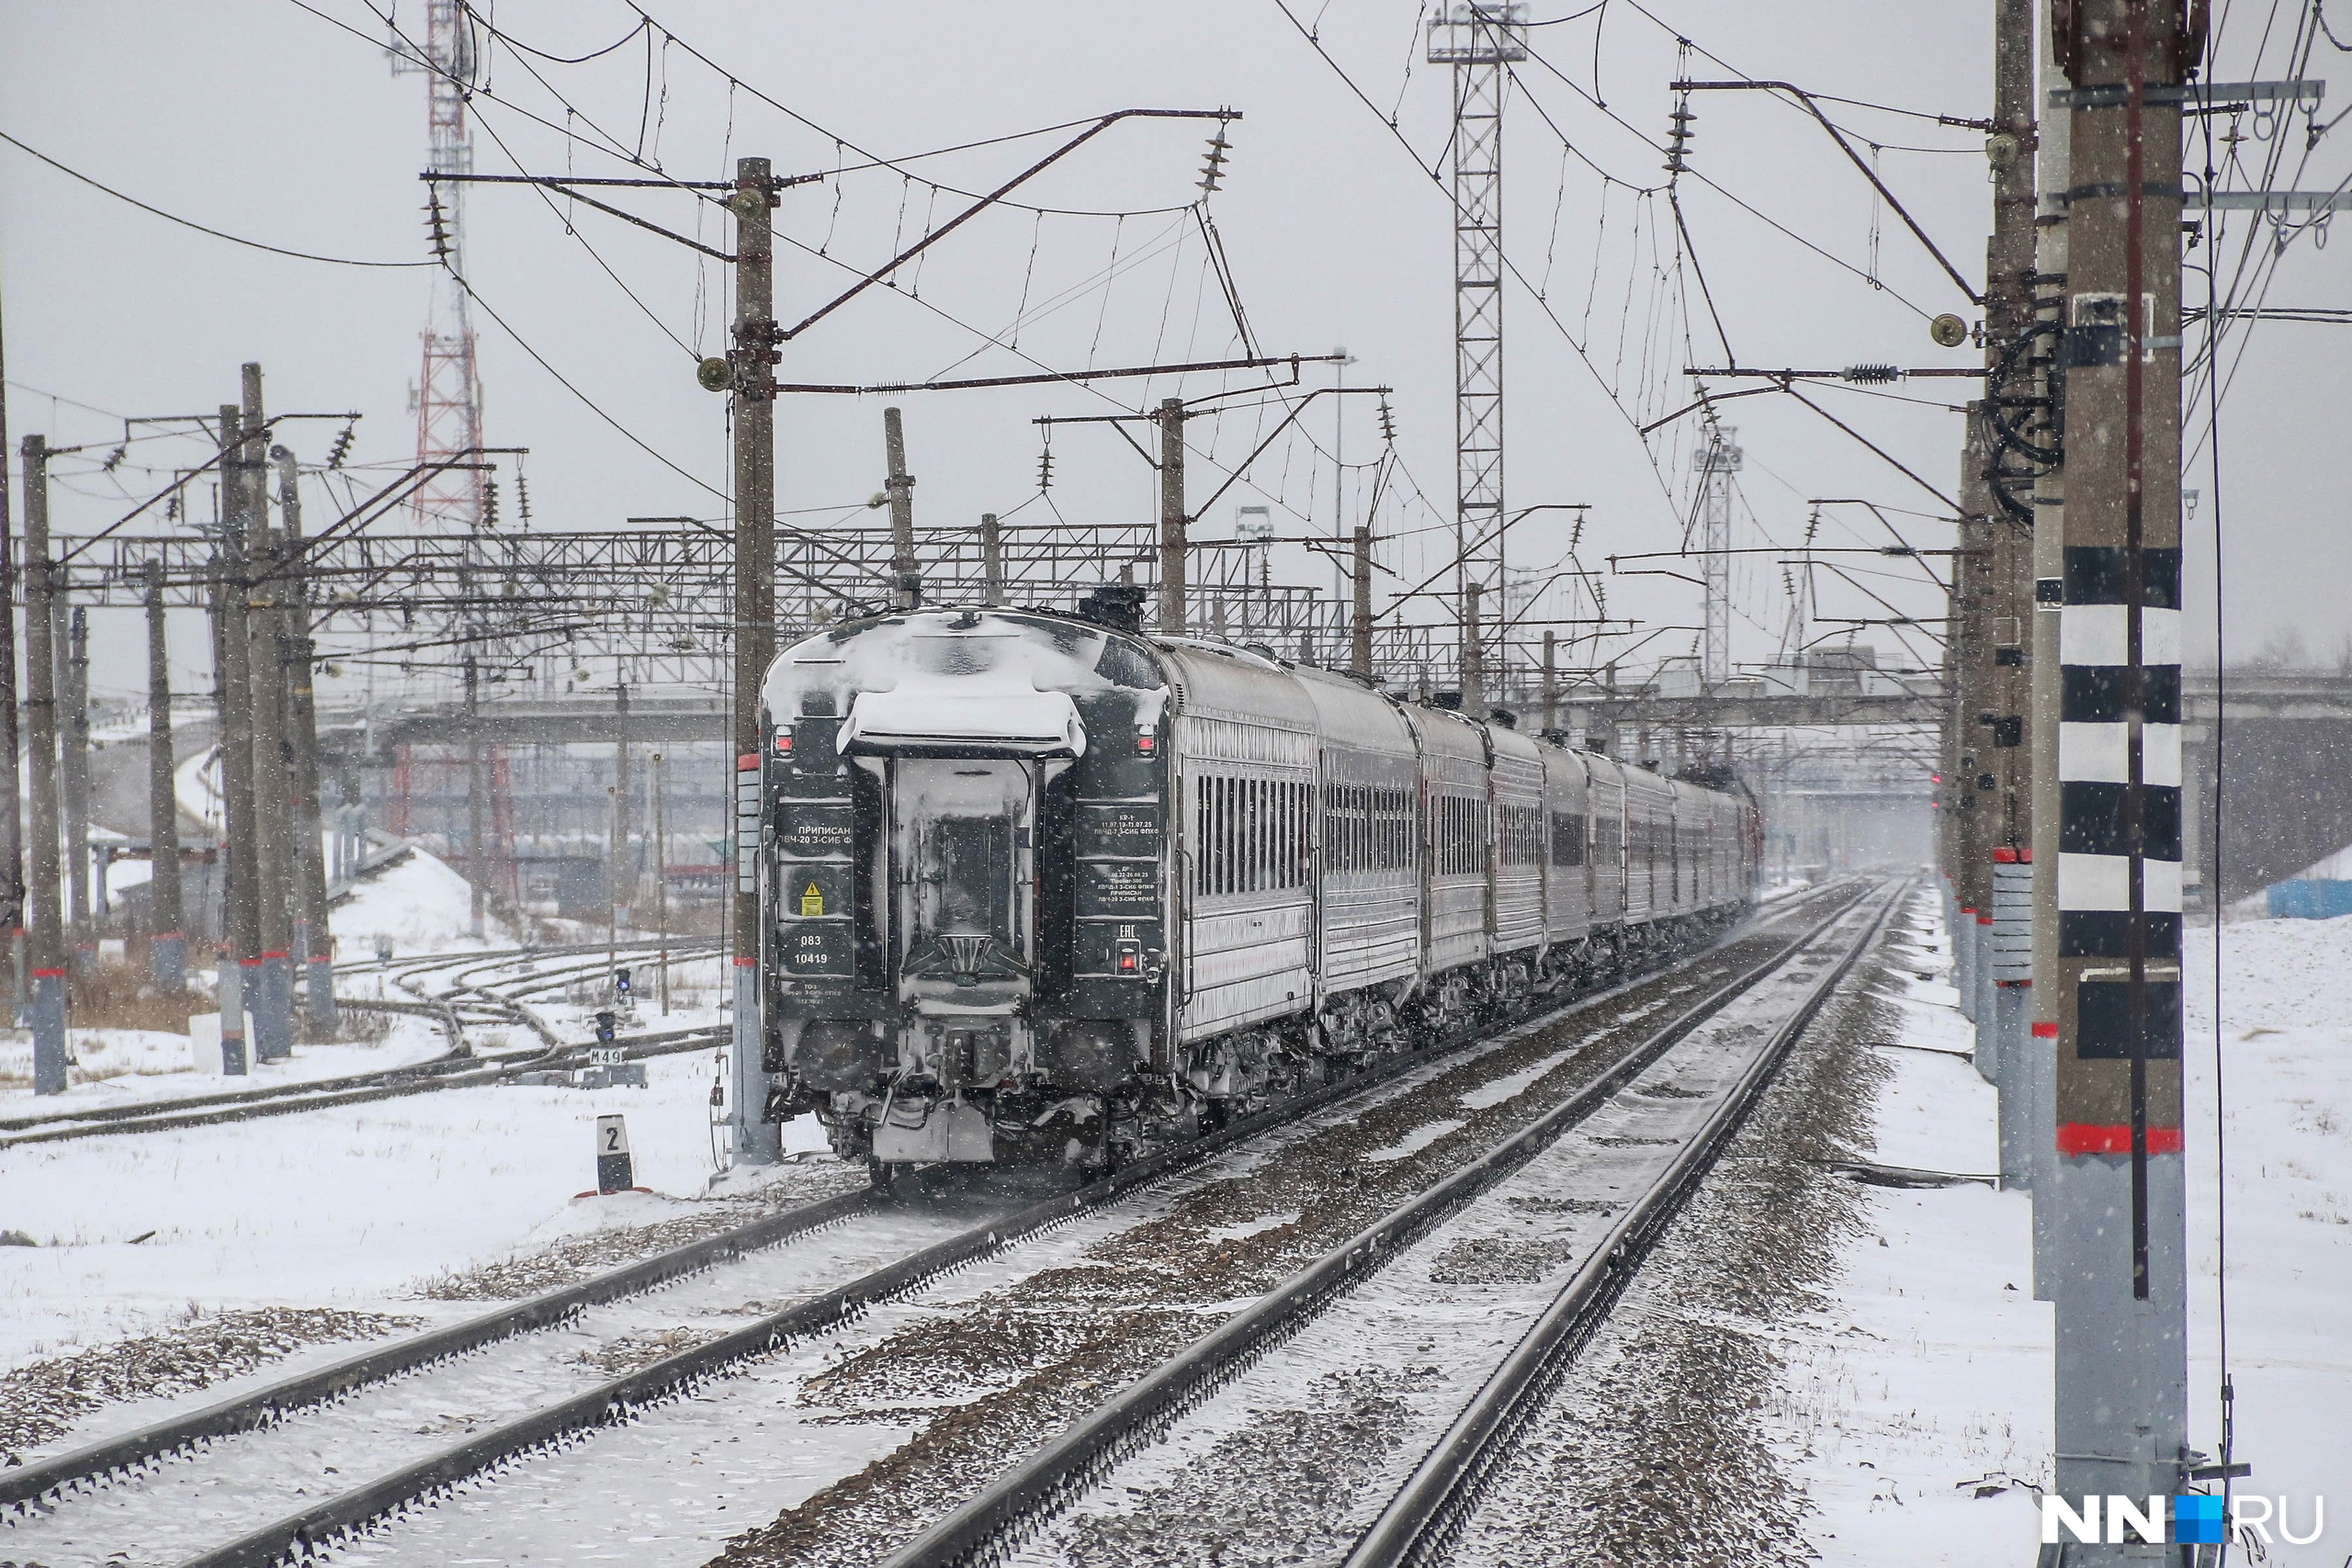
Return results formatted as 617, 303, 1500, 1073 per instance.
782, 905, 1741, 1184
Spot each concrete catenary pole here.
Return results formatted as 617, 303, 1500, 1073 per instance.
0, 268, 19, 1002
729, 156, 782, 1165
1156, 397, 1187, 636
883, 406, 920, 610
20, 435, 69, 1089
1951, 431, 1989, 1042
2030, 0, 2077, 1300
979, 512, 1004, 604
144, 562, 187, 989
213, 403, 261, 1073
1976, 0, 2041, 1188
1462, 581, 1485, 713
2045, 0, 2192, 1543
1541, 629, 1557, 732
611, 681, 631, 931
273, 444, 334, 1031
652, 750, 670, 1016
464, 652, 482, 941
242, 365, 294, 1062
1352, 524, 1375, 678
61, 599, 91, 968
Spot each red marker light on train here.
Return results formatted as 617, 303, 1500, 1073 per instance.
1136, 732, 1156, 755
775, 726, 794, 754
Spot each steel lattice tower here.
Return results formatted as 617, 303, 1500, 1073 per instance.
392, 0, 486, 533
1427, 3, 1524, 712
1693, 425, 1742, 687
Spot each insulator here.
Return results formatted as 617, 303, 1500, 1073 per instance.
482, 479, 500, 527
1199, 131, 1232, 195
326, 423, 356, 469
1665, 100, 1696, 174
515, 470, 532, 524
1037, 446, 1055, 491
1842, 364, 1901, 384
1377, 398, 1398, 444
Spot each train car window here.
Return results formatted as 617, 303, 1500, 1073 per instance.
1269, 778, 1282, 890
1244, 777, 1257, 894
1548, 812, 1585, 867
1248, 775, 1258, 893
1295, 781, 1307, 887
1225, 776, 1236, 896
1208, 776, 1221, 897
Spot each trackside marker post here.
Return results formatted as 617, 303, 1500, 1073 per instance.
594, 1114, 633, 1194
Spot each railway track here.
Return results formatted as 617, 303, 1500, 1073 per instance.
884, 876, 1907, 1568
0, 882, 1861, 1568
0, 937, 727, 1149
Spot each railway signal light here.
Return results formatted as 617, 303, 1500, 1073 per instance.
594, 1010, 616, 1045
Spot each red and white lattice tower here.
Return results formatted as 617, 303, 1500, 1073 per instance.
391, 0, 486, 532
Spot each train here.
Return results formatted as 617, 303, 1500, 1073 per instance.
753, 588, 1762, 1173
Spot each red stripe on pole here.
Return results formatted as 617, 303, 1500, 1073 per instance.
2032, 1021, 2058, 1037
1993, 847, 2019, 863
154, 931, 183, 941
240, 959, 264, 969
2057, 1123, 2184, 1156
1977, 913, 1993, 924
29, 967, 66, 978
734, 955, 756, 967
738, 753, 760, 771
261, 951, 290, 960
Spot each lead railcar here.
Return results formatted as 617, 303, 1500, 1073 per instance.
757, 599, 1758, 1173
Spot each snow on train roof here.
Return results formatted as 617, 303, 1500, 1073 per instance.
764, 610, 1172, 751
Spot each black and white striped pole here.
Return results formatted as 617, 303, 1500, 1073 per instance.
2045, 0, 2191, 1539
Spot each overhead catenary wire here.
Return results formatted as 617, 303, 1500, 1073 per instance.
0, 128, 432, 268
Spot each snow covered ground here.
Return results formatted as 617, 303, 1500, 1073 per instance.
0, 842, 504, 1118
0, 1040, 758, 1368
1786, 891, 2352, 1564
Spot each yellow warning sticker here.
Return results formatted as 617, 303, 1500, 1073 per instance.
799, 882, 824, 917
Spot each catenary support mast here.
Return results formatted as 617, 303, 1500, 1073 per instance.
20, 436, 67, 1090
729, 156, 783, 1166
243, 364, 295, 1062
1428, 2, 1526, 716
2045, 0, 2193, 1545
144, 562, 187, 989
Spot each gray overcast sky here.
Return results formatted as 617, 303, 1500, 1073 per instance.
2, 1, 2344, 707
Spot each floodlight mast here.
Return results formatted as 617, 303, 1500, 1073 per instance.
1428, 3, 1527, 716
1693, 427, 1743, 688
389, 0, 487, 534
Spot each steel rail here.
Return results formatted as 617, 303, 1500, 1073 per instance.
0, 936, 729, 1143
0, 1027, 727, 1151
875, 881, 1885, 1568
154, 888, 1852, 1568
1342, 878, 1910, 1568
0, 1179, 889, 1516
